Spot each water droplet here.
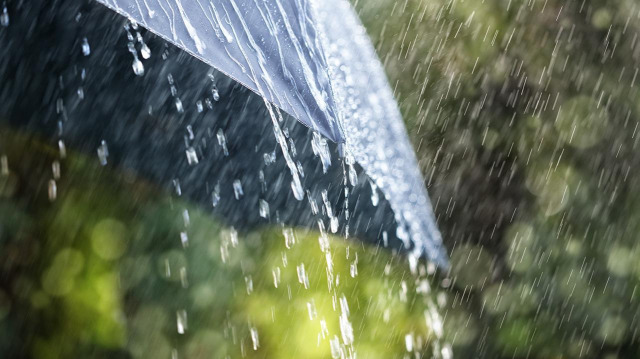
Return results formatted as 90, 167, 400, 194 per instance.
339, 296, 354, 345
259, 199, 270, 218
272, 267, 281, 288
216, 129, 229, 156
185, 125, 194, 140
97, 140, 108, 166
330, 217, 339, 234
348, 164, 357, 186
173, 179, 182, 196
182, 209, 190, 227
0, 155, 8, 176
211, 87, 220, 101
204, 98, 213, 109
405, 333, 414, 352
58, 140, 67, 159
1, 5, 9, 27
81, 37, 90, 56
180, 232, 188, 248
140, 42, 151, 59
307, 300, 317, 320
250, 327, 259, 350
48, 180, 57, 201
185, 147, 198, 165
132, 57, 144, 76
196, 100, 203, 113
245, 275, 253, 294
291, 174, 304, 200
176, 310, 187, 334
233, 180, 244, 199
370, 181, 379, 206
175, 98, 184, 113
228, 227, 238, 247
263, 151, 276, 165
164, 259, 171, 278
318, 232, 330, 253
330, 336, 341, 359
283, 228, 296, 249
211, 183, 220, 207
297, 263, 309, 289
312, 132, 331, 173
52, 161, 61, 179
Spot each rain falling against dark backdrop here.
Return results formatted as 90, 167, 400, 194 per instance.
354, 0, 640, 357
1, 0, 640, 358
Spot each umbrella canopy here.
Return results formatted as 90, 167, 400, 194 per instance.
0, 0, 447, 266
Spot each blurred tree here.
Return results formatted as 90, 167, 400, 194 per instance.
0, 129, 443, 358
353, 0, 640, 357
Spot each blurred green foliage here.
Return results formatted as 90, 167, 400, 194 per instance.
353, 0, 640, 357
0, 130, 442, 358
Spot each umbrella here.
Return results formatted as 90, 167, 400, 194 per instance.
0, 0, 447, 266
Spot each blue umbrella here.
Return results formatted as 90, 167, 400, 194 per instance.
1, 0, 447, 266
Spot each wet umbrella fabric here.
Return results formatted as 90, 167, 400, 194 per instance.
0, 0, 447, 266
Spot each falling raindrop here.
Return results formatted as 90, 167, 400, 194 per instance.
346, 155, 357, 186
405, 333, 414, 352
291, 174, 304, 200
0, 4, 8, 27
140, 41, 151, 59
307, 300, 317, 320
272, 267, 281, 288
339, 295, 354, 345
250, 327, 259, 350
132, 57, 144, 76
228, 227, 238, 247
0, 155, 8, 176
58, 140, 66, 159
185, 125, 194, 140
312, 132, 331, 173
330, 336, 341, 359
283, 228, 296, 249
263, 151, 276, 165
318, 232, 330, 253
176, 310, 187, 334
175, 98, 184, 113
350, 257, 358, 278
233, 180, 244, 199
259, 199, 270, 218
216, 129, 229, 156
47, 180, 57, 201
182, 209, 190, 227
296, 263, 309, 289
180, 232, 188, 248
97, 140, 108, 166
81, 37, 90, 56
211, 183, 220, 207
172, 179, 182, 196
185, 147, 198, 165
370, 181, 379, 206
330, 217, 339, 234
51, 161, 61, 179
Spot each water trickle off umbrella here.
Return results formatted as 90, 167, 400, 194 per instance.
0, 0, 447, 267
